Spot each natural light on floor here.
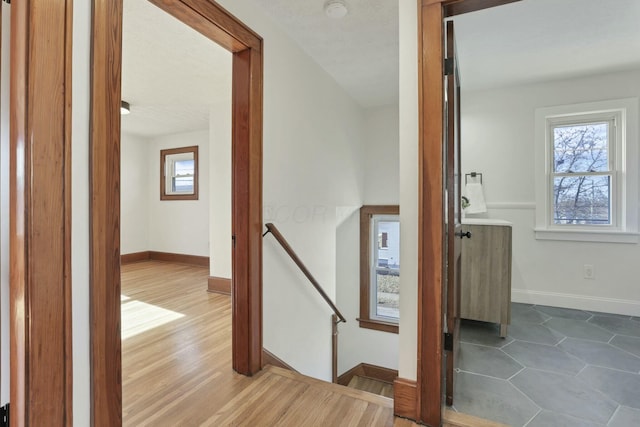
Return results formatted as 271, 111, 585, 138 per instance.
121, 294, 185, 339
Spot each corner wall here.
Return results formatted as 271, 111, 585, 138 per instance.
121, 133, 150, 254
337, 105, 400, 374
461, 69, 640, 315
216, 0, 366, 381
146, 130, 210, 257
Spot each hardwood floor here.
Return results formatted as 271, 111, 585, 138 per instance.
122, 261, 420, 426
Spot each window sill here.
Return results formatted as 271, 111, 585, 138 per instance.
534, 228, 639, 244
357, 318, 399, 334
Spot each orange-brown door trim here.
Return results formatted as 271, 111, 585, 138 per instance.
90, 0, 263, 424
416, 0, 521, 425
9, 0, 74, 424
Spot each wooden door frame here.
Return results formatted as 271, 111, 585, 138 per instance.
416, 1, 520, 425
90, 0, 263, 425
9, 0, 74, 425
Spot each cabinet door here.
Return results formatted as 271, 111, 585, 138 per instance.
461, 225, 511, 324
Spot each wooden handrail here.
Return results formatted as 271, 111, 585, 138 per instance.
264, 223, 347, 323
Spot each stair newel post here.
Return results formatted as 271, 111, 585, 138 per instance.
332, 314, 339, 383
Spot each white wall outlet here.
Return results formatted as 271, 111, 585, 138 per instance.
584, 264, 595, 280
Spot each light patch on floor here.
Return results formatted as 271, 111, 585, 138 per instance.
121, 298, 185, 339
121, 294, 131, 302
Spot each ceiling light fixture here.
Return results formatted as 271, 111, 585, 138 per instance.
324, 0, 348, 19
121, 101, 131, 115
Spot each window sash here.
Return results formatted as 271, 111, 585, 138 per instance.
547, 117, 617, 228
369, 215, 400, 323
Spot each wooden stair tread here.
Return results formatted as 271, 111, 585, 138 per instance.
348, 375, 395, 399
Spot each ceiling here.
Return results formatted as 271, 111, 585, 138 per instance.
121, 0, 231, 138
122, 0, 640, 137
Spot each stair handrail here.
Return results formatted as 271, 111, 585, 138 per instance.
263, 223, 346, 324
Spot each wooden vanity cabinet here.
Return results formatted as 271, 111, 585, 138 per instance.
460, 223, 512, 337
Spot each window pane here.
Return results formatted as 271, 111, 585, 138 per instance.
375, 220, 399, 320
553, 123, 609, 173
174, 159, 194, 176
172, 176, 194, 193
553, 175, 611, 224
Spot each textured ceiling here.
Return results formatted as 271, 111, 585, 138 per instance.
453, 0, 640, 91
249, 0, 399, 108
121, 0, 231, 138
122, 0, 640, 137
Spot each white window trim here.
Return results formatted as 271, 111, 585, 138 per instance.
369, 214, 400, 324
534, 98, 639, 244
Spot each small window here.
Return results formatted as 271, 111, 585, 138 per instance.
359, 205, 400, 333
160, 146, 198, 201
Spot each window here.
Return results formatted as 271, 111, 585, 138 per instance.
535, 98, 638, 243
359, 205, 400, 333
160, 146, 199, 201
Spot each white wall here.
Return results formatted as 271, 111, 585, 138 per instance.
209, 98, 232, 280
398, 0, 419, 381
121, 133, 150, 254
337, 105, 400, 374
363, 105, 401, 205
146, 130, 210, 257
0, 2, 11, 405
461, 68, 640, 315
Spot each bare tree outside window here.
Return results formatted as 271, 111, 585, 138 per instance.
552, 122, 612, 225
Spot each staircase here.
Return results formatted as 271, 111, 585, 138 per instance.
347, 375, 394, 398
203, 366, 395, 426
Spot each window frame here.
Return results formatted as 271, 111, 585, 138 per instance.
534, 98, 639, 243
358, 205, 400, 334
160, 145, 199, 201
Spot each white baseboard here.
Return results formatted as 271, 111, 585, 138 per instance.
512, 289, 640, 316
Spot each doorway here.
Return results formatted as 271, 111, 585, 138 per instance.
90, 0, 263, 424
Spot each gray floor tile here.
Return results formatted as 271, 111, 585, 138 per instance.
588, 316, 640, 337
559, 338, 640, 373
526, 410, 604, 427
610, 335, 640, 357
502, 341, 585, 375
544, 317, 613, 342
460, 320, 513, 347
577, 366, 640, 409
453, 371, 539, 427
511, 304, 550, 325
510, 368, 617, 424
534, 305, 592, 320
458, 343, 523, 379
508, 322, 564, 345
609, 406, 640, 427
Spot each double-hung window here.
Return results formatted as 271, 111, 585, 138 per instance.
359, 206, 400, 333
160, 145, 199, 201
535, 98, 638, 243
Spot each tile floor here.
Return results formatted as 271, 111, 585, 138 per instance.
452, 303, 640, 426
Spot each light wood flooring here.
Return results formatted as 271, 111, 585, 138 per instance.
122, 261, 421, 426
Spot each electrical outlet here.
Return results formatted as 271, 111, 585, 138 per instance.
584, 264, 594, 280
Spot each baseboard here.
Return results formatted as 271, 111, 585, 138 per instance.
121, 251, 210, 267
262, 348, 297, 372
147, 251, 209, 267
208, 276, 231, 295
337, 363, 398, 387
512, 289, 640, 316
393, 377, 418, 420
121, 251, 150, 264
